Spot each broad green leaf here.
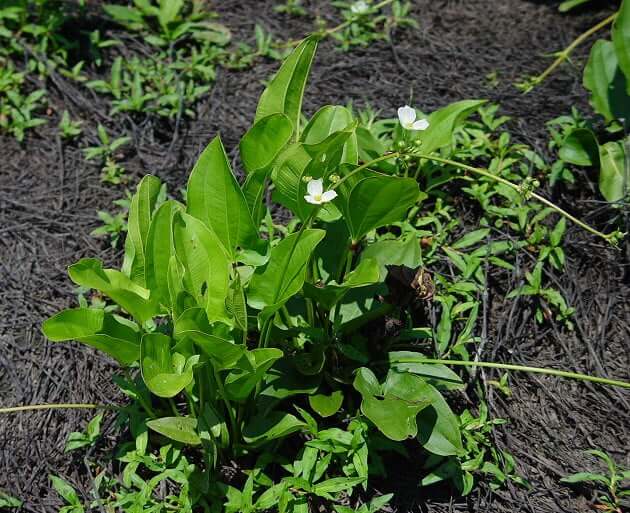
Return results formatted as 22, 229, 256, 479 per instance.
303, 258, 380, 310
302, 105, 358, 164
255, 36, 318, 139
225, 348, 283, 401
583, 40, 630, 123
273, 128, 355, 220
146, 416, 201, 445
124, 175, 162, 286
173, 307, 244, 369
141, 333, 198, 398
242, 169, 268, 227
248, 229, 325, 317
68, 258, 157, 322
353, 368, 432, 441
419, 100, 486, 155
417, 384, 463, 456
173, 212, 230, 322
359, 232, 420, 277
599, 141, 628, 202
308, 390, 344, 417
342, 174, 419, 241
145, 200, 184, 309
240, 113, 293, 174
43, 308, 140, 365
613, 0, 630, 93
187, 136, 259, 258
559, 128, 599, 166
356, 126, 397, 173
242, 411, 306, 444
387, 352, 464, 390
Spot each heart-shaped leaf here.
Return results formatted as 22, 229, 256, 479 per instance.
308, 390, 344, 418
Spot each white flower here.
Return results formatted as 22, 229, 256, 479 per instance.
351, 0, 369, 14
397, 105, 429, 131
304, 178, 337, 205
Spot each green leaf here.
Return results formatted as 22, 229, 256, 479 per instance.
242, 411, 306, 444
342, 174, 419, 241
560, 472, 610, 486
124, 175, 162, 286
353, 368, 432, 441
240, 113, 293, 174
255, 36, 318, 139
141, 333, 198, 397
302, 105, 358, 164
312, 477, 366, 495
146, 416, 201, 445
583, 39, 630, 123
304, 258, 380, 310
308, 390, 344, 417
0, 492, 22, 509
598, 141, 628, 202
43, 308, 140, 365
451, 228, 490, 249
242, 169, 268, 227
248, 229, 325, 316
359, 232, 420, 278
558, 0, 592, 12
49, 475, 82, 508
68, 259, 157, 323
187, 136, 259, 258
419, 100, 486, 154
387, 352, 464, 390
225, 348, 283, 401
559, 128, 599, 166
145, 200, 184, 309
174, 308, 244, 369
613, 0, 630, 93
273, 128, 355, 220
417, 385, 463, 456
65, 414, 102, 452
172, 212, 231, 322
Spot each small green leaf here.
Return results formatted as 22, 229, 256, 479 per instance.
141, 333, 198, 398
598, 141, 628, 202
242, 411, 306, 444
309, 390, 344, 417
49, 475, 82, 508
559, 128, 599, 166
0, 492, 22, 509
387, 352, 464, 390
224, 348, 283, 401
451, 228, 490, 249
419, 100, 486, 154
146, 416, 201, 445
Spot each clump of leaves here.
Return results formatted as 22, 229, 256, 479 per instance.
561, 450, 629, 513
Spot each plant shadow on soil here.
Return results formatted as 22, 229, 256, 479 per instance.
0, 1, 628, 512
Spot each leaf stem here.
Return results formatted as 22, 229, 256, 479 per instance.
0, 403, 116, 414
523, 13, 616, 92
415, 153, 615, 243
398, 358, 630, 389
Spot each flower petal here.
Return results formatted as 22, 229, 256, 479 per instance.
304, 194, 320, 205
321, 190, 338, 202
412, 118, 429, 131
397, 105, 416, 127
307, 178, 323, 196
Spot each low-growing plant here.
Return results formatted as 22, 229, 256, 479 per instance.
0, 34, 622, 512
561, 449, 630, 513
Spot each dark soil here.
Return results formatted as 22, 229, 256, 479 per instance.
1, 1, 628, 512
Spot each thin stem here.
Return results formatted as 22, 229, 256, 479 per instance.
524, 13, 616, 92
416, 152, 614, 242
398, 358, 630, 389
0, 403, 116, 414
213, 366, 239, 445
333, 152, 400, 190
